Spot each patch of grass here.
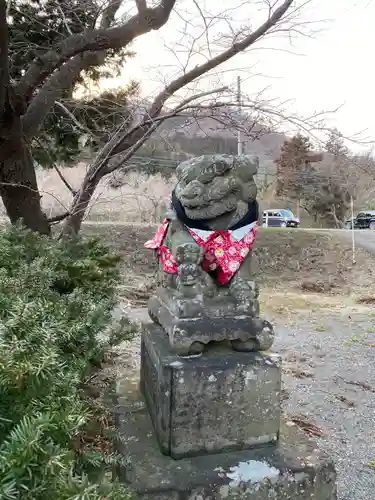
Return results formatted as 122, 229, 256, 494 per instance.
81, 223, 375, 305
252, 228, 370, 292
344, 334, 369, 346
261, 294, 311, 315
260, 291, 347, 315
315, 325, 330, 332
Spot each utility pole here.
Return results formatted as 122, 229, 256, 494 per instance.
237, 75, 244, 155
350, 194, 356, 265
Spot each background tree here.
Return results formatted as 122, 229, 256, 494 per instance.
0, 0, 327, 236
8, 0, 136, 169
312, 128, 354, 227
273, 132, 357, 227
324, 127, 348, 158
275, 133, 314, 216
34, 85, 138, 169
307, 129, 369, 227
1, 0, 163, 235
300, 168, 353, 228
289, 129, 362, 228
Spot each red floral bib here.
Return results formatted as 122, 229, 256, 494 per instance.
144, 218, 258, 285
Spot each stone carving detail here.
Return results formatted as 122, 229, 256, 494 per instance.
145, 154, 274, 356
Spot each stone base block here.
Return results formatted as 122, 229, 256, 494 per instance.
140, 324, 281, 459
148, 292, 274, 355
149, 286, 261, 319
114, 388, 337, 500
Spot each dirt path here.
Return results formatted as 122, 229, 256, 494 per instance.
116, 297, 375, 500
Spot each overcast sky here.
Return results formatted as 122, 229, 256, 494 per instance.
102, 0, 374, 151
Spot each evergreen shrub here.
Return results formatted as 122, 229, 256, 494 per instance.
0, 224, 133, 499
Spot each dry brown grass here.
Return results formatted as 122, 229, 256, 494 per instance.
0, 163, 370, 232
1, 166, 373, 309
0, 165, 176, 223
80, 224, 375, 307
0, 164, 328, 229
0, 163, 313, 227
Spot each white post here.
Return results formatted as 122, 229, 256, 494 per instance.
237, 75, 243, 156
351, 195, 356, 265
265, 211, 269, 228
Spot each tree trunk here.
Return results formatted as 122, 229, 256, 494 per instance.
61, 176, 99, 237
0, 127, 50, 235
296, 199, 301, 220
330, 205, 344, 229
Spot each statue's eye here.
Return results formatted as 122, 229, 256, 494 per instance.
198, 166, 215, 184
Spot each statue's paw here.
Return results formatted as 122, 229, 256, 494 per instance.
231, 320, 275, 352
254, 319, 275, 351
231, 338, 258, 352
175, 341, 205, 357
175, 242, 202, 264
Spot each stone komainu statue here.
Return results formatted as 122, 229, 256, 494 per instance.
144, 154, 274, 356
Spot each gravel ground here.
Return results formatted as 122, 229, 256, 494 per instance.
117, 303, 375, 500
274, 309, 375, 500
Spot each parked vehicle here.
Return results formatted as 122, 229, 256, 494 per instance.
262, 209, 300, 228
345, 210, 375, 230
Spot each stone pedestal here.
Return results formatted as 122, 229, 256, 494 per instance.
148, 290, 274, 356
114, 318, 337, 499
114, 381, 337, 500
140, 324, 281, 459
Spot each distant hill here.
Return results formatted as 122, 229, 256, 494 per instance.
135, 106, 288, 185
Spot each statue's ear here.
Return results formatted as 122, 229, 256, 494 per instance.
212, 155, 232, 176
176, 159, 190, 181
235, 155, 259, 181
241, 180, 257, 202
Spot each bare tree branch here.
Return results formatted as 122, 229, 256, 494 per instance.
101, 0, 123, 27
95, 87, 230, 178
32, 136, 77, 196
60, 87, 231, 235
56, 2, 73, 35
48, 211, 70, 223
60, 1, 302, 236
54, 100, 92, 135
15, 0, 176, 101
149, 0, 293, 118
103, 0, 295, 162
53, 164, 77, 196
135, 0, 148, 12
